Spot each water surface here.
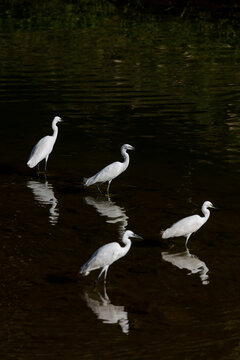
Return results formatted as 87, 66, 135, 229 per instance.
0, 20, 240, 359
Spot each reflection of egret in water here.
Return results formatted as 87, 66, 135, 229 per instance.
83, 286, 129, 335
27, 180, 59, 225
161, 248, 209, 285
85, 196, 128, 237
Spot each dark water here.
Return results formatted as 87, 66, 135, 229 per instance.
0, 22, 240, 359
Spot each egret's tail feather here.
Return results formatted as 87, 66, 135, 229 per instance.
83, 176, 96, 187
79, 263, 90, 276
80, 270, 89, 277
27, 159, 36, 168
161, 229, 170, 239
83, 177, 89, 186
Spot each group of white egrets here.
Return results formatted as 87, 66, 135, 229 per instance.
27, 116, 216, 285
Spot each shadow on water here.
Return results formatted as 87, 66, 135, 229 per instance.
82, 285, 129, 335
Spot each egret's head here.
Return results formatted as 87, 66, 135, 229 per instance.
53, 116, 63, 123
125, 230, 143, 240
122, 144, 135, 151
203, 201, 216, 209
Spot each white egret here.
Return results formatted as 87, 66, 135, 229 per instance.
161, 201, 216, 247
84, 144, 135, 195
79, 230, 142, 285
27, 116, 63, 172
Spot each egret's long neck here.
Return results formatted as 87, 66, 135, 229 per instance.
121, 149, 130, 169
201, 206, 210, 223
52, 121, 58, 140
121, 233, 132, 255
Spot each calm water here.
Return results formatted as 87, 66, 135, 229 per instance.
0, 21, 240, 359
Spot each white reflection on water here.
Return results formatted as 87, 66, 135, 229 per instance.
84, 196, 128, 237
83, 286, 129, 335
27, 180, 59, 225
161, 248, 209, 285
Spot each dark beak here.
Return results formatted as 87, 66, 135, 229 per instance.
133, 233, 144, 240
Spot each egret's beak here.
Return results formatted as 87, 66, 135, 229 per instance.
133, 233, 143, 240
59, 118, 63, 122
212, 205, 218, 210
130, 146, 136, 150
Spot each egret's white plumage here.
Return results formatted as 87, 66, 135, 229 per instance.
79, 230, 142, 285
84, 144, 135, 195
27, 116, 63, 172
161, 201, 216, 247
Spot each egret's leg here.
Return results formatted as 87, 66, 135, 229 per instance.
185, 234, 191, 249
107, 180, 112, 196
37, 163, 40, 173
44, 156, 48, 173
94, 266, 106, 286
104, 266, 109, 285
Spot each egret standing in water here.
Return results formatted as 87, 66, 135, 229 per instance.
27, 116, 63, 173
84, 144, 135, 195
79, 230, 142, 285
161, 201, 216, 247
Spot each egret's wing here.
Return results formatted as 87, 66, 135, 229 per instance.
27, 136, 53, 168
163, 215, 202, 238
85, 161, 123, 186
80, 242, 120, 273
